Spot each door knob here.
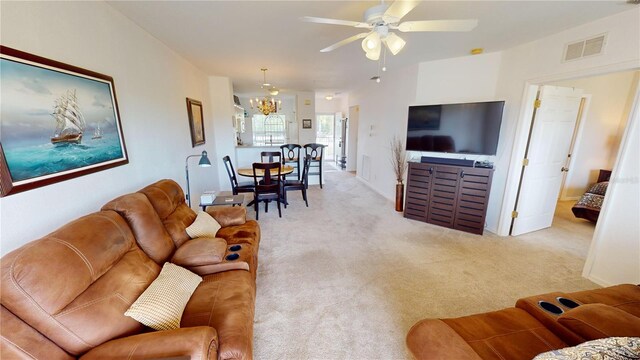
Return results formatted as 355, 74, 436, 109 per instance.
561, 167, 569, 172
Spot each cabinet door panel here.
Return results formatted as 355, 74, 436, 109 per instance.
427, 166, 460, 227
404, 163, 434, 221
454, 168, 493, 235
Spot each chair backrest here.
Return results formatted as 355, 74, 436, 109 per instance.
260, 151, 281, 163
301, 155, 312, 185
304, 143, 325, 160
252, 162, 281, 193
280, 144, 301, 163
223, 155, 239, 188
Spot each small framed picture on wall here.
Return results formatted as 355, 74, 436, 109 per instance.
186, 98, 205, 147
302, 119, 312, 129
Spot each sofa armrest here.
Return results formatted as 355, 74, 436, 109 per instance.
558, 303, 640, 340
172, 237, 227, 267
406, 319, 482, 360
207, 206, 246, 228
80, 326, 217, 360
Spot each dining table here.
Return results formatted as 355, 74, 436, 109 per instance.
236, 164, 294, 207
236, 164, 294, 178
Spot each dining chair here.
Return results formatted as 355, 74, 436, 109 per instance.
303, 143, 325, 189
223, 155, 254, 195
280, 144, 301, 181
283, 155, 311, 208
260, 151, 281, 163
252, 162, 282, 220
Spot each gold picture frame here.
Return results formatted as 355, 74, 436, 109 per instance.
186, 98, 205, 147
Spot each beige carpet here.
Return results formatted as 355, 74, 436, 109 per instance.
248, 170, 598, 360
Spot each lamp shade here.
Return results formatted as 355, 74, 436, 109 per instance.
384, 33, 406, 55
198, 151, 211, 167
362, 32, 381, 60
365, 48, 381, 61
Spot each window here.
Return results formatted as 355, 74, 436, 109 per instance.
252, 114, 286, 146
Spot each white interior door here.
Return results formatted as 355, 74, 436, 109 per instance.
512, 85, 583, 236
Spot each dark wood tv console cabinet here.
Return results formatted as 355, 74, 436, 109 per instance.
404, 161, 494, 235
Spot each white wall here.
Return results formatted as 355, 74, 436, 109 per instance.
316, 95, 346, 116
348, 52, 502, 201
208, 76, 236, 192
0, 2, 213, 255
495, 8, 640, 236
296, 92, 316, 146
583, 89, 640, 286
415, 52, 502, 105
550, 70, 639, 199
346, 103, 358, 172
348, 63, 419, 200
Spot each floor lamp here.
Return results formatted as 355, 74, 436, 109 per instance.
185, 150, 212, 207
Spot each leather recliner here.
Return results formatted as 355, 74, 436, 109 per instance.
406, 284, 640, 359
1, 179, 260, 360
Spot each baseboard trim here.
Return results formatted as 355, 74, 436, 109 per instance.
354, 175, 394, 202
559, 196, 581, 201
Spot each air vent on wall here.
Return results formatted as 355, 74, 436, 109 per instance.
563, 34, 606, 62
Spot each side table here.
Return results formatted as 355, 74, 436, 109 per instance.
200, 194, 244, 211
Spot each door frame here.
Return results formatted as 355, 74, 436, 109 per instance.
497, 63, 640, 237
559, 95, 591, 201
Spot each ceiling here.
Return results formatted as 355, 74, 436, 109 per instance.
108, 1, 634, 96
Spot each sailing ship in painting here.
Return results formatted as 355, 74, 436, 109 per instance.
92, 125, 103, 139
51, 89, 86, 145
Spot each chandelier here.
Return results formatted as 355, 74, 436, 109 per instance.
249, 68, 281, 115
250, 96, 281, 116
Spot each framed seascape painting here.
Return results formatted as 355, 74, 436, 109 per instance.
186, 98, 205, 147
0, 46, 128, 196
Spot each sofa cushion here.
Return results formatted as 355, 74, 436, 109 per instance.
558, 304, 640, 340
163, 204, 198, 248
182, 270, 256, 360
126, 263, 202, 331
172, 238, 227, 267
139, 179, 197, 248
206, 206, 247, 228
1, 306, 74, 360
406, 319, 482, 360
138, 179, 188, 220
186, 211, 222, 239
533, 337, 640, 360
102, 193, 175, 264
216, 220, 261, 248
567, 284, 640, 317
0, 211, 160, 355
441, 307, 567, 360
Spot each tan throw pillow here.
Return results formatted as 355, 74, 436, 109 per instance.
186, 211, 221, 238
125, 263, 202, 331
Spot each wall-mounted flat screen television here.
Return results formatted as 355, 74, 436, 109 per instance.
406, 101, 505, 155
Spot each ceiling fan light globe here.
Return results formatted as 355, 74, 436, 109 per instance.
384, 32, 406, 55
365, 49, 380, 61
361, 32, 381, 52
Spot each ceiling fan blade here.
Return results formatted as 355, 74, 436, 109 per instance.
301, 16, 369, 28
384, 0, 420, 22
398, 19, 479, 32
320, 33, 369, 52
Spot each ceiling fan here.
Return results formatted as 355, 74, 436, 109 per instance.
302, 0, 478, 60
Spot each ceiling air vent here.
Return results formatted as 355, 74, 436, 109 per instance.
563, 34, 606, 62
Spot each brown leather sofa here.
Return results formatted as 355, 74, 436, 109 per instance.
406, 284, 640, 359
0, 179, 260, 360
